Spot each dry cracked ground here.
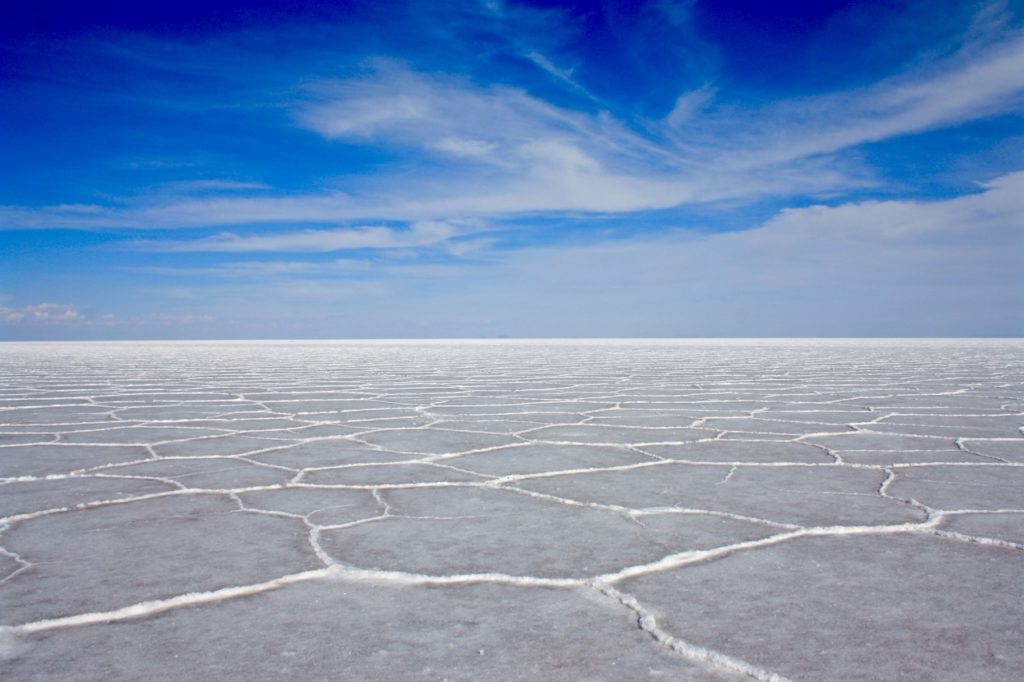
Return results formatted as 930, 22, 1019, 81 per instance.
1, 340, 1022, 681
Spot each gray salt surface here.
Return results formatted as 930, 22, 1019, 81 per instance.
941, 512, 1024, 545
625, 534, 1024, 682
2, 582, 741, 682
0, 444, 151, 478
1, 339, 1023, 681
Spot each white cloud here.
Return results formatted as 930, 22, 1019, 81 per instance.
445, 237, 498, 257
0, 303, 85, 324
431, 137, 498, 158
296, 63, 662, 169
525, 51, 575, 84
162, 179, 271, 192
760, 172, 1024, 242
0, 306, 25, 322
301, 92, 428, 139
151, 220, 461, 252
524, 50, 595, 100
666, 84, 715, 128
131, 259, 372, 277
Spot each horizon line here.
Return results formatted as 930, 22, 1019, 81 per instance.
2, 336, 1022, 344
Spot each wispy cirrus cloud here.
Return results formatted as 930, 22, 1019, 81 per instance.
3, 25, 1022, 234
703, 36, 1024, 170
666, 84, 716, 128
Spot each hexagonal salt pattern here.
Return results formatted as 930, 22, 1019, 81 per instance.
1, 339, 1022, 681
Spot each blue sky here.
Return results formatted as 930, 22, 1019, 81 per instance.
1, 0, 1022, 339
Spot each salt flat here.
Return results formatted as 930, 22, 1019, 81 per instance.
1, 340, 1022, 681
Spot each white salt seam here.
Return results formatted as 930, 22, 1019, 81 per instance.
7, 568, 332, 635
595, 584, 792, 682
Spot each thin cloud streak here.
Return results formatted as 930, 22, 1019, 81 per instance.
148, 221, 462, 252
128, 259, 371, 277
